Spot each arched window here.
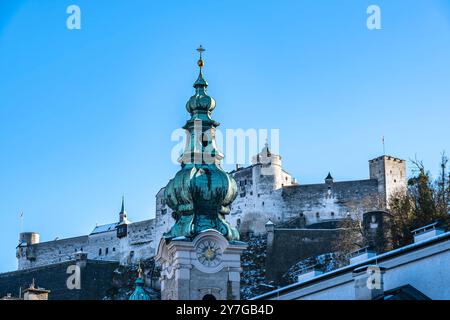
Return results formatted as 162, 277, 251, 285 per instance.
105, 248, 109, 255
99, 248, 102, 256
202, 294, 216, 300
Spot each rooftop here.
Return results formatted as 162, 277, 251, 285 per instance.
252, 229, 450, 300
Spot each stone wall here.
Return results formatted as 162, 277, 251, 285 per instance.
17, 236, 89, 270
119, 219, 156, 265
266, 228, 344, 283
0, 260, 118, 300
281, 179, 380, 225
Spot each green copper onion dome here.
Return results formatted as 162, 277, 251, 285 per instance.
163, 46, 239, 242
129, 265, 151, 300
186, 70, 216, 114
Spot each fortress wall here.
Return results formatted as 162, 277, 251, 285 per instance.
17, 236, 89, 270
229, 165, 286, 234
154, 188, 175, 248
0, 260, 118, 300
124, 219, 155, 264
281, 179, 380, 225
87, 231, 120, 262
266, 228, 344, 283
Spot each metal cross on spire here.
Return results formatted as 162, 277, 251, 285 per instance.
197, 45, 205, 57
196, 45, 205, 69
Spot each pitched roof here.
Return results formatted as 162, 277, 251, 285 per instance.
90, 222, 119, 235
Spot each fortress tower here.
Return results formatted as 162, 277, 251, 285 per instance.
16, 232, 40, 269
369, 155, 407, 207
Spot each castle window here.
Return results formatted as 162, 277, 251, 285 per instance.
106, 248, 109, 255
245, 179, 247, 185
316, 212, 320, 218
161, 209, 167, 215
394, 179, 397, 183
331, 212, 335, 217
81, 247, 83, 252
113, 247, 116, 252
99, 248, 102, 256
262, 202, 265, 206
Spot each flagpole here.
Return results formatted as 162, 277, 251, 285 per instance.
19, 212, 24, 234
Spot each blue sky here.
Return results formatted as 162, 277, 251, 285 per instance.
0, 0, 449, 272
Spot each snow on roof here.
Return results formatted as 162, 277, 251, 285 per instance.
90, 222, 119, 235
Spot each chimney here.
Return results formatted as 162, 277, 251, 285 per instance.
412, 222, 445, 243
265, 220, 275, 253
352, 265, 385, 300
297, 267, 323, 283
349, 247, 376, 265
235, 164, 241, 171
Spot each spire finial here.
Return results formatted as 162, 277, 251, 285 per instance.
196, 45, 205, 69
121, 195, 125, 213
137, 261, 143, 279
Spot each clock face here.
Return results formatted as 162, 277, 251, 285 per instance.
196, 240, 222, 267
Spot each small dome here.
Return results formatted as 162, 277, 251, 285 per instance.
129, 278, 151, 300
185, 72, 216, 114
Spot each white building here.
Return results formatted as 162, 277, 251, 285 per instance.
253, 223, 450, 300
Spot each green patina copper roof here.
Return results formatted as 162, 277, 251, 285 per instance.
163, 47, 239, 242
129, 266, 150, 301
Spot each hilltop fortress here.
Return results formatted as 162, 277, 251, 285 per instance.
16, 148, 406, 271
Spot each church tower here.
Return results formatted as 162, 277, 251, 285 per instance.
155, 47, 247, 300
